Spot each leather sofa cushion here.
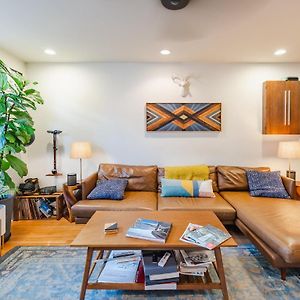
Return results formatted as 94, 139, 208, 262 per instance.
157, 192, 236, 222
98, 164, 158, 192
71, 191, 157, 218
217, 166, 270, 191
220, 191, 300, 264
158, 166, 219, 193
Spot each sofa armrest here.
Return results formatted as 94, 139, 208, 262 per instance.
82, 172, 98, 199
281, 176, 299, 200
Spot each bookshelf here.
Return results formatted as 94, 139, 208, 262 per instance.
13, 193, 65, 221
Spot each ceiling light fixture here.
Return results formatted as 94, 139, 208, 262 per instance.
160, 49, 171, 55
274, 49, 287, 56
44, 48, 56, 55
161, 0, 190, 10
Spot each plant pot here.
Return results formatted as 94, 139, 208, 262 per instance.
0, 195, 14, 242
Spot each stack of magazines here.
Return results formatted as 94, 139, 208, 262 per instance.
180, 223, 231, 249
175, 250, 215, 276
126, 218, 172, 243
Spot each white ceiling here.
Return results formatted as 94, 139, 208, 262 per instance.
1, 0, 300, 63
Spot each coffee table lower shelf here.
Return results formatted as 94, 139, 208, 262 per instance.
80, 247, 228, 299
87, 280, 222, 291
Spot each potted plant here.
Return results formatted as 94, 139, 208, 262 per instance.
0, 59, 44, 241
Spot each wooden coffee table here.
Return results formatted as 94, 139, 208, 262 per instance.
71, 211, 237, 300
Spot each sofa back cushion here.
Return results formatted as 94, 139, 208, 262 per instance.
217, 166, 270, 191
98, 163, 158, 192
158, 166, 219, 193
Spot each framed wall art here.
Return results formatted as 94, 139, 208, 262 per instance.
146, 103, 221, 131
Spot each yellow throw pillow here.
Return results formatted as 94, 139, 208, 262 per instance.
165, 165, 209, 181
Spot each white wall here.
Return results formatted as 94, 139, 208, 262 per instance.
25, 62, 300, 187
0, 48, 25, 74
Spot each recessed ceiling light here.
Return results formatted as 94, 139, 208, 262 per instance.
44, 48, 56, 55
274, 49, 287, 56
160, 49, 171, 55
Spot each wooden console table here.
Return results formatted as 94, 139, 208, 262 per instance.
14, 193, 65, 221
72, 211, 237, 300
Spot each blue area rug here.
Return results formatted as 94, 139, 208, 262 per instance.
0, 245, 299, 300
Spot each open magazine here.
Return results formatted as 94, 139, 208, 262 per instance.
126, 218, 172, 243
180, 223, 231, 249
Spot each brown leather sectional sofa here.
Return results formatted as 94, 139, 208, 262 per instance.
71, 163, 300, 279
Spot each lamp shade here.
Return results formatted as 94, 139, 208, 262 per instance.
70, 142, 92, 159
278, 141, 300, 159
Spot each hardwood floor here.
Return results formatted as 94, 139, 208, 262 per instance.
2, 220, 249, 256
2, 218, 84, 255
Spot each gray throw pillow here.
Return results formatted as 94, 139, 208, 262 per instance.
87, 179, 128, 200
246, 170, 290, 199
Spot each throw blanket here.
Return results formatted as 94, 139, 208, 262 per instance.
165, 165, 209, 180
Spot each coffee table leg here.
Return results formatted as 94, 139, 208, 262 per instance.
214, 247, 229, 300
80, 247, 94, 300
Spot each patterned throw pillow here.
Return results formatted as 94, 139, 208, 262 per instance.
87, 179, 128, 200
246, 170, 290, 199
161, 178, 215, 198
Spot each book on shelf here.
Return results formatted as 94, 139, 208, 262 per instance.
142, 250, 178, 278
145, 281, 177, 290
15, 197, 55, 220
180, 223, 231, 250
135, 261, 145, 283
142, 250, 179, 290
126, 218, 172, 243
98, 250, 141, 283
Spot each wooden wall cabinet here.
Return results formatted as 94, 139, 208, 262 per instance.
263, 81, 300, 134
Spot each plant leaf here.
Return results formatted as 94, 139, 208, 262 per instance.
0, 160, 10, 171
5, 132, 16, 143
2, 171, 15, 189
6, 154, 28, 177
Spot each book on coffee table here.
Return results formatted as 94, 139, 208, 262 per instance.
180, 223, 231, 250
126, 218, 172, 243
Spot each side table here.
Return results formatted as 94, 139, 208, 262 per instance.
0, 204, 6, 256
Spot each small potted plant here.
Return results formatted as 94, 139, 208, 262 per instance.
0, 59, 44, 241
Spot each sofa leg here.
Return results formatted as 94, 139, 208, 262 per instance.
280, 268, 287, 280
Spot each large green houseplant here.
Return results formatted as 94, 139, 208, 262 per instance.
0, 59, 43, 196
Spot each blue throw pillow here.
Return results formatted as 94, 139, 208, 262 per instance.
87, 179, 128, 200
246, 170, 290, 199
161, 178, 215, 198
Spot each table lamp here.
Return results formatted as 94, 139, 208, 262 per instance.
278, 141, 300, 180
70, 142, 92, 183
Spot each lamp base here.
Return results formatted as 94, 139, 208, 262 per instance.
286, 170, 296, 180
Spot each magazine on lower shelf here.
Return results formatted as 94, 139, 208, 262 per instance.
126, 218, 172, 243
98, 250, 141, 283
174, 250, 213, 277
180, 223, 231, 250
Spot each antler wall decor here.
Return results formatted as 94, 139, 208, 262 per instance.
172, 74, 192, 97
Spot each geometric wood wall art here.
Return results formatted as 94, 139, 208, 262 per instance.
146, 103, 221, 131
